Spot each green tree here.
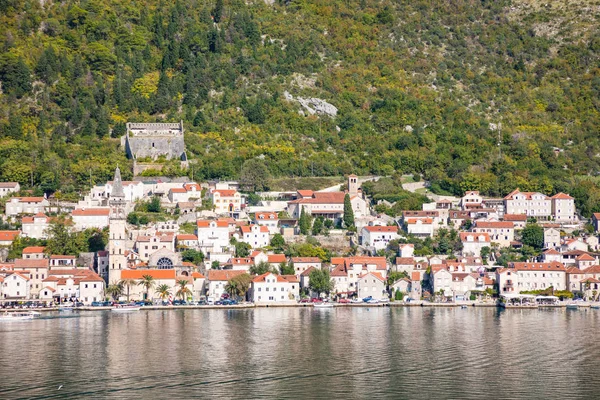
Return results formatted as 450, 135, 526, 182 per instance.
270, 233, 285, 251
45, 216, 81, 256
394, 289, 404, 301
106, 283, 123, 301
225, 273, 251, 299
212, 0, 224, 23
480, 246, 491, 263
0, 55, 31, 98
249, 261, 274, 275
155, 284, 171, 301
147, 196, 161, 213
138, 274, 156, 301
308, 268, 334, 297
521, 224, 544, 250
343, 193, 354, 228
235, 241, 251, 257
211, 260, 221, 270
240, 159, 271, 192
312, 216, 324, 235
175, 279, 192, 300
181, 249, 205, 265
280, 262, 295, 275
299, 207, 311, 235
119, 278, 138, 302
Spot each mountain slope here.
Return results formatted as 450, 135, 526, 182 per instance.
1, 0, 600, 214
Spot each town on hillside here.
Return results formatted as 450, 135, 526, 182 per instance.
0, 167, 598, 307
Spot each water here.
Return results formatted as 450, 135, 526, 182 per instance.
1, 307, 599, 399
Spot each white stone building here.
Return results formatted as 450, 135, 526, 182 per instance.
5, 197, 49, 216
240, 225, 270, 248
72, 208, 110, 231
0, 182, 20, 197
360, 225, 401, 250
357, 272, 386, 300
460, 232, 491, 257
496, 262, 567, 295
210, 189, 242, 214
21, 213, 50, 239
250, 272, 297, 303
472, 221, 514, 248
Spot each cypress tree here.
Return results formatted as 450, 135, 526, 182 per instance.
343, 193, 355, 229
299, 207, 311, 235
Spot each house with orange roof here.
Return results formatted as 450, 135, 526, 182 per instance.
460, 232, 491, 257
329, 256, 388, 295
239, 225, 270, 248
405, 218, 434, 238
2, 272, 30, 299
40, 269, 104, 304
22, 246, 46, 260
135, 233, 176, 261
13, 258, 49, 298
249, 272, 298, 303
561, 238, 588, 253
473, 221, 514, 248
206, 269, 246, 300
291, 257, 322, 276
460, 191, 483, 210
49, 255, 77, 269
267, 253, 287, 267
287, 190, 368, 221
360, 225, 400, 251
210, 189, 241, 214
551, 192, 576, 222
176, 234, 198, 249
21, 212, 50, 239
196, 219, 231, 254
254, 212, 279, 234
576, 253, 597, 270
504, 189, 552, 220
0, 181, 20, 197
71, 208, 110, 230
496, 262, 567, 294
120, 269, 178, 301
357, 272, 386, 300
0, 230, 20, 246
5, 196, 49, 216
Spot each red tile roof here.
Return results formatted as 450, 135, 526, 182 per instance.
359, 272, 385, 282
268, 254, 287, 263
192, 272, 205, 279
207, 270, 246, 281
14, 197, 45, 202
169, 188, 187, 193
176, 234, 198, 241
256, 212, 278, 220
22, 246, 46, 254
252, 272, 288, 283
509, 262, 566, 271
213, 189, 237, 197
291, 257, 321, 263
474, 221, 514, 229
300, 266, 317, 276
241, 225, 269, 233
72, 208, 110, 216
363, 226, 398, 233
503, 214, 527, 221
395, 257, 415, 265
551, 192, 574, 200
460, 232, 491, 242
0, 230, 20, 241
197, 220, 229, 228
14, 258, 49, 268
121, 269, 177, 280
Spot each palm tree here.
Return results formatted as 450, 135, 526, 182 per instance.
119, 278, 137, 302
105, 283, 123, 301
138, 274, 156, 301
155, 284, 171, 302
175, 279, 192, 301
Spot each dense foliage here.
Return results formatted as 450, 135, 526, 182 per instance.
2, 1, 600, 214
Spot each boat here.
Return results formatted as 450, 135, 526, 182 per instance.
0, 311, 40, 321
314, 303, 334, 309
58, 302, 75, 311
566, 304, 579, 310
460, 305, 468, 309
111, 305, 141, 312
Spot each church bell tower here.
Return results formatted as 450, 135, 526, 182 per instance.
108, 166, 127, 284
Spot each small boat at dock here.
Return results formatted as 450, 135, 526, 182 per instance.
314, 303, 334, 309
111, 305, 141, 312
0, 311, 40, 321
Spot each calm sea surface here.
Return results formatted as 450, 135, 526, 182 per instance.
1, 307, 599, 399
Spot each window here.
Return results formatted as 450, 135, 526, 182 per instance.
85, 284, 88, 289
258, 288, 261, 292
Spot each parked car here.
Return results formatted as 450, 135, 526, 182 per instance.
298, 298, 311, 303
350, 298, 363, 303
379, 297, 390, 303
91, 301, 102, 307
362, 296, 373, 303
220, 293, 230, 300
338, 298, 351, 304
311, 298, 323, 303
366, 298, 379, 304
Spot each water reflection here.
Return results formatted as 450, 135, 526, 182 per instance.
0, 308, 599, 399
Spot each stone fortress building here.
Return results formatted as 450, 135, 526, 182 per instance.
122, 121, 188, 175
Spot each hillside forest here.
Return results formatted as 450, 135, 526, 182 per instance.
1, 0, 600, 215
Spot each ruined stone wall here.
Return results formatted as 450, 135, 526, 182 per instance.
124, 121, 187, 161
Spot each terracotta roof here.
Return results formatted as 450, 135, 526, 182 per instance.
281, 274, 299, 283
403, 210, 439, 217
411, 271, 421, 281
0, 230, 20, 241
7, 272, 30, 281
72, 208, 110, 216
330, 264, 347, 277
297, 190, 314, 197
543, 249, 561, 255
256, 212, 278, 220
581, 277, 600, 284
551, 192, 574, 200
213, 189, 237, 197
267, 254, 287, 263
42, 286, 56, 292
42, 276, 60, 282
581, 265, 600, 274
14, 197, 45, 202
460, 232, 491, 242
509, 262, 566, 271
136, 234, 174, 242
406, 218, 433, 224
14, 258, 49, 268
0, 182, 18, 188
474, 221, 514, 229
252, 272, 288, 283
577, 254, 596, 261
363, 226, 398, 233
78, 273, 104, 282
290, 192, 345, 204
231, 258, 253, 265
121, 269, 177, 280
593, 213, 600, 220
184, 183, 201, 192
240, 225, 269, 233
503, 214, 527, 221
176, 234, 198, 241
169, 188, 187, 193
22, 246, 46, 254
50, 255, 76, 259
300, 266, 317, 276
192, 272, 205, 279
207, 270, 246, 281
359, 272, 385, 282
395, 257, 415, 265
503, 189, 549, 201
291, 257, 321, 263
197, 220, 228, 228
344, 256, 387, 271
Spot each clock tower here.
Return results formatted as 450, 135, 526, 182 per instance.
108, 166, 127, 284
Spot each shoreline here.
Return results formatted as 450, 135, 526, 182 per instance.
2, 302, 596, 312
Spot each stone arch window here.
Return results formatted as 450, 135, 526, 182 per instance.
181, 271, 189, 276
157, 257, 173, 269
